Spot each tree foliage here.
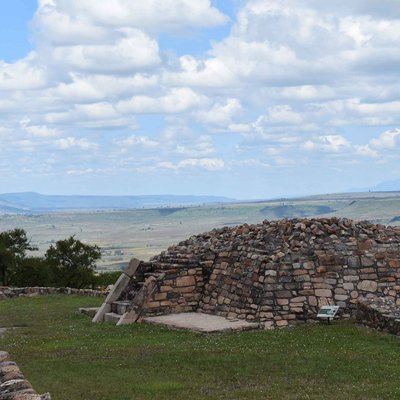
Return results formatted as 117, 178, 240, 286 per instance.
12, 257, 55, 287
45, 236, 101, 288
0, 229, 37, 285
0, 229, 103, 289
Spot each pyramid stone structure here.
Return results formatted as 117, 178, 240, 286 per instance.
94, 218, 400, 329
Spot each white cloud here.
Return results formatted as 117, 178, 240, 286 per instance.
370, 128, 400, 149
54, 137, 98, 150
303, 135, 351, 152
117, 135, 159, 148
51, 29, 160, 74
274, 85, 335, 101
162, 56, 236, 88
23, 124, 61, 138
302, 129, 400, 159
117, 88, 207, 114
66, 168, 95, 175
0, 54, 47, 91
315, 99, 400, 126
158, 158, 224, 171
354, 144, 378, 158
195, 99, 242, 126
2, 0, 400, 197
264, 105, 303, 125
175, 135, 215, 157
38, 0, 227, 33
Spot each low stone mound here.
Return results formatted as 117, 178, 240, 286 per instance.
0, 351, 50, 400
94, 218, 400, 329
140, 218, 400, 328
357, 297, 400, 335
0, 287, 106, 301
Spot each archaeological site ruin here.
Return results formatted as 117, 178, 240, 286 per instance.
92, 217, 400, 331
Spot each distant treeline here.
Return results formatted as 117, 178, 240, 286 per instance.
0, 228, 119, 288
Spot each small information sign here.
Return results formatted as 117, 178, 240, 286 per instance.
317, 306, 339, 323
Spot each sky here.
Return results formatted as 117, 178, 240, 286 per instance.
0, 0, 399, 199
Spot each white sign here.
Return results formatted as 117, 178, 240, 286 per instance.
317, 306, 339, 319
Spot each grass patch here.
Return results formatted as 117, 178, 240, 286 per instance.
1, 295, 400, 399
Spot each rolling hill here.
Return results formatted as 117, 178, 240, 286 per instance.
0, 192, 234, 213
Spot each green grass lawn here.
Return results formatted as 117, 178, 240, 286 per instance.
1, 295, 400, 399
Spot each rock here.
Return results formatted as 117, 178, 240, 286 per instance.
176, 276, 196, 287
315, 289, 332, 297
0, 352, 10, 362
389, 259, 400, 268
357, 280, 378, 292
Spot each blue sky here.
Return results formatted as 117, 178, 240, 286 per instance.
0, 0, 399, 199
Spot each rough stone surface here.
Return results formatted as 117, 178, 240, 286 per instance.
0, 287, 105, 301
0, 353, 50, 400
357, 297, 400, 335
357, 280, 378, 292
108, 218, 400, 329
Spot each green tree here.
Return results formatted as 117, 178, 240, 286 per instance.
0, 228, 37, 286
45, 236, 101, 288
12, 257, 56, 287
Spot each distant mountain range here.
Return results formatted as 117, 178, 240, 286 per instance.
371, 179, 400, 192
349, 179, 400, 193
0, 192, 234, 213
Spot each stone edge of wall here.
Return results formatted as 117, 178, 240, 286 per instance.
0, 287, 107, 300
356, 297, 400, 335
0, 351, 51, 399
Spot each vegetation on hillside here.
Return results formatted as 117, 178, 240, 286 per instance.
0, 229, 116, 288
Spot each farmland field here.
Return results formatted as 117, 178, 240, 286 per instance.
0, 191, 399, 270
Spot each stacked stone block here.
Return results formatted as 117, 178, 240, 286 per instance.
357, 297, 400, 335
0, 287, 106, 301
135, 218, 400, 328
0, 352, 50, 400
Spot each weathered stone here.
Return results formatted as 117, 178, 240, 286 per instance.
291, 296, 306, 303
315, 289, 332, 297
0, 379, 33, 393
357, 280, 378, 292
176, 276, 196, 287
276, 299, 289, 305
124, 258, 141, 278
361, 257, 374, 267
344, 275, 359, 282
276, 291, 292, 298
0, 352, 10, 362
0, 365, 24, 381
316, 266, 327, 274
357, 297, 400, 335
308, 296, 318, 306
347, 256, 360, 268
358, 239, 375, 250
88, 217, 400, 331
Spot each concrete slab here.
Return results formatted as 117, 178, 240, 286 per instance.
142, 312, 260, 333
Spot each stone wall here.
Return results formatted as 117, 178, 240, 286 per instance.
0, 351, 50, 399
133, 218, 400, 328
0, 287, 106, 300
356, 297, 400, 335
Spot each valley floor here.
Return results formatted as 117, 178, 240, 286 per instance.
0, 191, 399, 269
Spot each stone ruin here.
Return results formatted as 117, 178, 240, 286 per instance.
93, 217, 400, 330
0, 351, 50, 400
